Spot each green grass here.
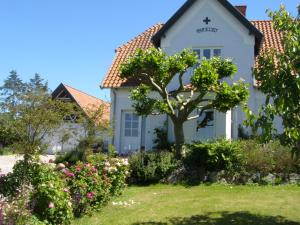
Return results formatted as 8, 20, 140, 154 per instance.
72, 184, 300, 225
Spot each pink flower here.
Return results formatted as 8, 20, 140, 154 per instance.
62, 168, 69, 174
91, 167, 97, 173
63, 188, 69, 193
48, 159, 54, 163
76, 166, 81, 172
48, 202, 54, 208
86, 192, 95, 199
67, 172, 75, 178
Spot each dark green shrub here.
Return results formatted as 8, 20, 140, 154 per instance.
153, 126, 173, 151
55, 148, 92, 165
129, 150, 179, 184
184, 139, 243, 173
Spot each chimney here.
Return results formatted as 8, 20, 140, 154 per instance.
235, 5, 247, 17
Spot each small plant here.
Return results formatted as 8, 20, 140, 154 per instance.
129, 150, 179, 184
184, 139, 243, 173
153, 125, 173, 151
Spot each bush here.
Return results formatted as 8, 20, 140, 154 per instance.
0, 160, 73, 225
129, 150, 179, 184
60, 154, 129, 217
240, 140, 300, 175
184, 139, 243, 173
55, 148, 89, 166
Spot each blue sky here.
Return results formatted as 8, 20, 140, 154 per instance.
0, 0, 298, 102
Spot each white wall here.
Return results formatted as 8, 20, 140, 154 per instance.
159, 0, 258, 139
111, 0, 283, 151
44, 122, 111, 155
111, 88, 166, 153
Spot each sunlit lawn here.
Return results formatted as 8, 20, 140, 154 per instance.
72, 184, 300, 225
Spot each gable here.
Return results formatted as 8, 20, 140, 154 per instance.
152, 0, 263, 55
52, 83, 110, 122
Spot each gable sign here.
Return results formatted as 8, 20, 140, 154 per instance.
196, 17, 219, 34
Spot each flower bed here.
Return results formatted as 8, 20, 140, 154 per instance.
0, 153, 129, 224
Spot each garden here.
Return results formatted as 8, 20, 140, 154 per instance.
1, 3, 300, 225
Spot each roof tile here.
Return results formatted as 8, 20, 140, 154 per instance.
101, 21, 282, 88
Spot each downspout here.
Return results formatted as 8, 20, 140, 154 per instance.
111, 89, 117, 146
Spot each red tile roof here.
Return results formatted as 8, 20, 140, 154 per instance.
101, 21, 282, 89
63, 84, 110, 122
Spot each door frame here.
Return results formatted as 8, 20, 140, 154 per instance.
119, 110, 142, 154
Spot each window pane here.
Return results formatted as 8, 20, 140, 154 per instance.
193, 49, 201, 60
125, 113, 132, 121
132, 129, 138, 137
203, 49, 211, 59
125, 129, 131, 137
132, 114, 139, 121
125, 121, 131, 129
213, 49, 221, 57
132, 122, 139, 129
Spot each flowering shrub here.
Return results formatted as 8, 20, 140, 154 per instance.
60, 154, 129, 217
30, 163, 73, 224
0, 184, 33, 225
0, 160, 73, 225
62, 162, 111, 217
87, 154, 129, 196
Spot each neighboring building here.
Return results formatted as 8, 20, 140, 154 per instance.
45, 83, 111, 154
101, 0, 283, 154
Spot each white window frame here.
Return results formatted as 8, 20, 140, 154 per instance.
193, 47, 223, 61
124, 112, 139, 137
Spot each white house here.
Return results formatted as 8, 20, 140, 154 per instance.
101, 0, 283, 154
45, 83, 111, 154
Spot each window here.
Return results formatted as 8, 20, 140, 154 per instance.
193, 48, 222, 61
203, 49, 211, 59
124, 113, 139, 137
197, 110, 214, 131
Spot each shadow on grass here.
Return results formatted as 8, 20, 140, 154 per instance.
131, 211, 300, 225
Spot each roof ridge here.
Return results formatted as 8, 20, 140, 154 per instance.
63, 83, 108, 104
250, 20, 272, 22
115, 23, 164, 52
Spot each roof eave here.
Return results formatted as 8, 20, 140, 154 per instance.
152, 0, 264, 54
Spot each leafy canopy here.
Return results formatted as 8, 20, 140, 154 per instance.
121, 48, 248, 158
0, 71, 77, 156
246, 4, 300, 156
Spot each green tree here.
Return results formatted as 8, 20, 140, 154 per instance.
0, 73, 76, 159
0, 70, 26, 110
121, 48, 249, 159
247, 5, 300, 156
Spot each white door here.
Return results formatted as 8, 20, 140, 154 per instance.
195, 110, 215, 141
120, 111, 141, 154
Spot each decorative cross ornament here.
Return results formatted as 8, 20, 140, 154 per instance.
203, 17, 211, 24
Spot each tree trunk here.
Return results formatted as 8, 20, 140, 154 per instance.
174, 122, 185, 159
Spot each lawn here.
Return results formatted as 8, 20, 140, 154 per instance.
72, 184, 300, 225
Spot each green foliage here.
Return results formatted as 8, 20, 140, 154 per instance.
61, 155, 129, 217
55, 149, 86, 166
0, 160, 73, 224
121, 48, 249, 158
239, 140, 300, 175
30, 164, 73, 224
129, 150, 179, 184
153, 125, 173, 151
0, 72, 77, 157
249, 4, 300, 156
184, 139, 243, 173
